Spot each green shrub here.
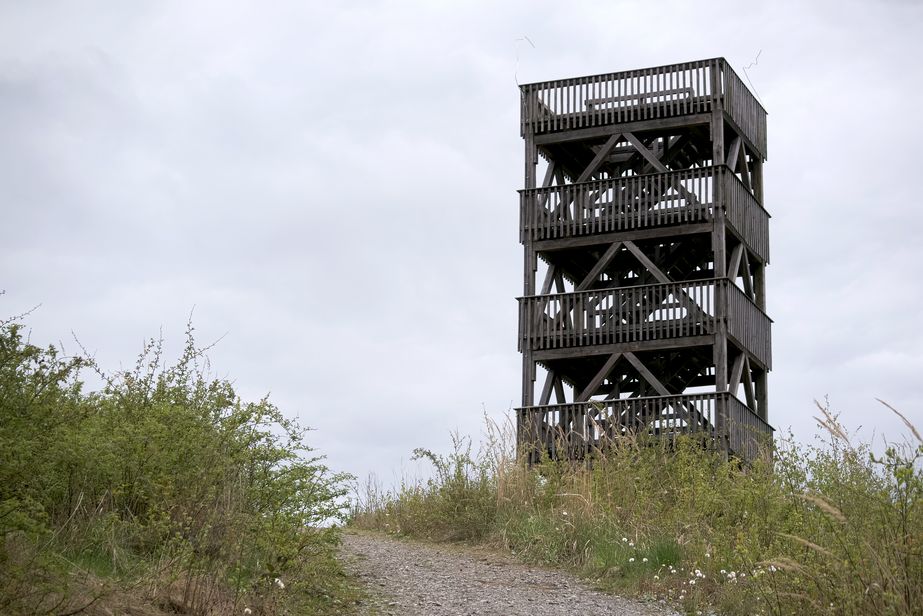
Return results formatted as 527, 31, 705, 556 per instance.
0, 317, 357, 615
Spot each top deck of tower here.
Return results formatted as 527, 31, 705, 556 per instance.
519, 57, 767, 160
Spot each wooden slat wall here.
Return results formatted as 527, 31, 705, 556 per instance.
520, 393, 719, 459
726, 394, 774, 462
520, 58, 767, 160
722, 66, 768, 158
726, 283, 773, 369
518, 392, 773, 463
521, 167, 716, 241
723, 170, 771, 262
519, 279, 717, 351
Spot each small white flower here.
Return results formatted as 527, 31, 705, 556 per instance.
768, 565, 777, 573
274, 577, 285, 590
705, 553, 711, 558
628, 541, 635, 548
622, 537, 628, 542
689, 579, 696, 586
244, 609, 252, 615
629, 557, 635, 563
562, 510, 568, 516
653, 575, 660, 580
642, 557, 649, 563
720, 569, 726, 575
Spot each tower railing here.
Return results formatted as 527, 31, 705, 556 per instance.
516, 392, 773, 460
520, 165, 770, 262
520, 58, 767, 158
518, 278, 771, 368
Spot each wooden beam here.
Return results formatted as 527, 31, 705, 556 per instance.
576, 133, 622, 183
576, 242, 622, 292
576, 353, 622, 402
726, 135, 742, 170
728, 352, 746, 394
534, 335, 713, 361
727, 243, 744, 282
537, 161, 557, 209
740, 249, 754, 299
533, 113, 711, 145
540, 263, 557, 295
623, 352, 671, 396
622, 132, 668, 172
623, 240, 671, 284
539, 369, 556, 405
540, 160, 557, 188
738, 140, 752, 191
553, 377, 567, 404
741, 356, 757, 410
535, 223, 711, 252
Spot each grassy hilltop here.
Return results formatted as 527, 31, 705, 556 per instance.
352, 409, 923, 615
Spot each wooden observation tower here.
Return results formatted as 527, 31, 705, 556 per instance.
517, 58, 772, 462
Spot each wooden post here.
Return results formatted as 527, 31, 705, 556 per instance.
713, 207, 729, 450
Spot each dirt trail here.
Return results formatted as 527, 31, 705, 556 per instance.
342, 531, 679, 616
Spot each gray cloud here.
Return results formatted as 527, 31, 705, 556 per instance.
2, 0, 922, 483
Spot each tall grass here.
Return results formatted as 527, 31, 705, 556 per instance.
0, 317, 358, 615
351, 407, 923, 615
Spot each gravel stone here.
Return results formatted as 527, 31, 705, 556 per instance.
342, 531, 679, 616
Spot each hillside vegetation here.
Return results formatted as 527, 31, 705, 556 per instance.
351, 409, 923, 615
0, 317, 357, 615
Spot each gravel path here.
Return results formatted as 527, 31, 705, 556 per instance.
342, 531, 678, 616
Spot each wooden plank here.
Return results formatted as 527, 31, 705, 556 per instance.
623, 352, 671, 396
576, 242, 622, 292
576, 353, 622, 402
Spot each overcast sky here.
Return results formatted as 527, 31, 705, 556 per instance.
2, 0, 922, 485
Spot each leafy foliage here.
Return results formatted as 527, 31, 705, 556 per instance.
0, 318, 356, 615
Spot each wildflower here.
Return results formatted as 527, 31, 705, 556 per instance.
562, 510, 568, 516
622, 537, 628, 543
689, 579, 696, 586
274, 578, 285, 590
244, 610, 252, 615
720, 569, 726, 575
629, 557, 635, 563
768, 565, 777, 573
642, 557, 649, 563
653, 575, 660, 580
705, 552, 711, 558
628, 541, 635, 548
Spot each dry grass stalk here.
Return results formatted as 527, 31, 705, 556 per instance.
798, 493, 847, 524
